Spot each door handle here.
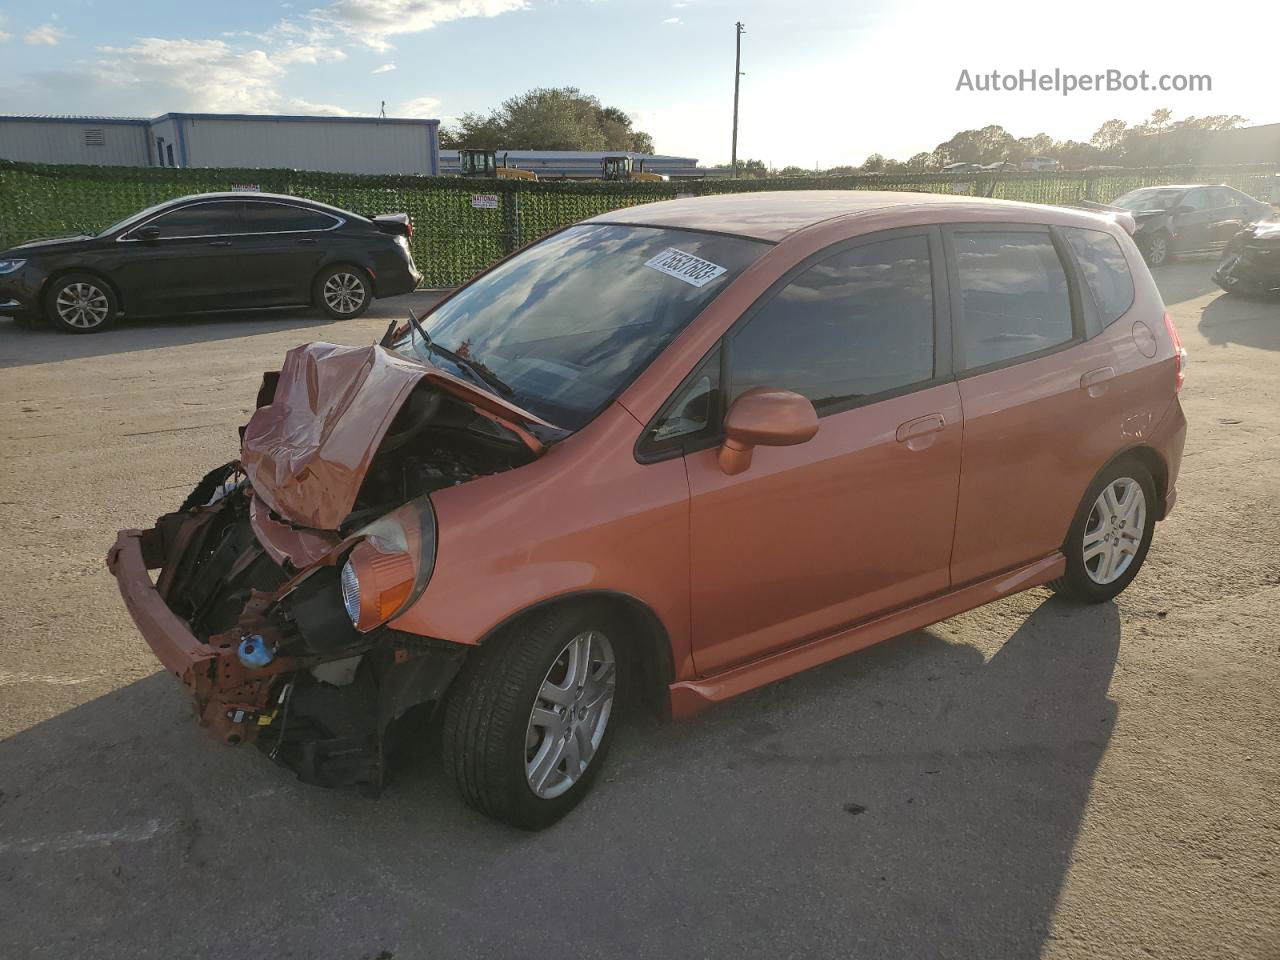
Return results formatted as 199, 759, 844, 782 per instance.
1080, 366, 1116, 397
207, 240, 232, 247
896, 413, 945, 450
296, 237, 318, 244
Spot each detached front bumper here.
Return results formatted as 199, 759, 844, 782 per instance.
106, 525, 289, 744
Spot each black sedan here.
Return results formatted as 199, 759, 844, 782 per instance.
0, 193, 420, 333
1214, 220, 1280, 296
1103, 184, 1273, 267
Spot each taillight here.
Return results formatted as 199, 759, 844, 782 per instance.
405, 220, 413, 239
1163, 311, 1186, 393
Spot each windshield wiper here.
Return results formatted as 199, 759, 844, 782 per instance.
406, 309, 516, 398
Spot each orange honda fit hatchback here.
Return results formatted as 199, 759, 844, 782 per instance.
109, 191, 1187, 828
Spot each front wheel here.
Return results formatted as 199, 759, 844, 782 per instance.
1050, 458, 1157, 603
313, 265, 371, 320
1141, 232, 1171, 267
443, 605, 622, 829
46, 274, 118, 333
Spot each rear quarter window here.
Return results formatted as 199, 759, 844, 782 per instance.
1062, 227, 1135, 328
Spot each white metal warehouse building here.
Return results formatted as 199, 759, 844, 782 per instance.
0, 113, 441, 175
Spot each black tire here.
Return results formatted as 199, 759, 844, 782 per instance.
312, 264, 372, 320
443, 604, 625, 830
45, 273, 118, 334
1141, 231, 1172, 267
1049, 457, 1157, 604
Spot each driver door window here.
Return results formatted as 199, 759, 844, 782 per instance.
130, 201, 244, 239
728, 234, 936, 411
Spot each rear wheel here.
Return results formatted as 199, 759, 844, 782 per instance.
313, 264, 371, 320
46, 274, 117, 333
443, 604, 623, 829
1050, 458, 1157, 603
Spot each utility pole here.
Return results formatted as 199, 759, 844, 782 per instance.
731, 21, 745, 178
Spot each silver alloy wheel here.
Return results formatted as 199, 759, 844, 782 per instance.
1147, 235, 1169, 266
55, 281, 109, 329
1083, 477, 1146, 585
322, 271, 366, 314
525, 630, 617, 800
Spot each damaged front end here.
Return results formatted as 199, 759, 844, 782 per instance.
107, 341, 549, 790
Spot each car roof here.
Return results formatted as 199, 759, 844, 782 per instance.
587, 190, 1119, 242
158, 192, 364, 220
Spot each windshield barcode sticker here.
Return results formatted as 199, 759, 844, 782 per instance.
644, 248, 728, 288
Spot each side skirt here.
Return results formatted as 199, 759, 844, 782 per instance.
668, 552, 1065, 719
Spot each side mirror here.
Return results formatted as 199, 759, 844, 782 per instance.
136, 226, 161, 240
718, 387, 818, 476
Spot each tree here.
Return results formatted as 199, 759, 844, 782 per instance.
1090, 118, 1127, 155
861, 153, 886, 173
734, 158, 770, 179
439, 87, 656, 153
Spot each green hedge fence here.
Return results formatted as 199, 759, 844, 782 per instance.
1, 159, 1275, 288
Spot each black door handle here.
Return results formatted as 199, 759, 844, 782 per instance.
207, 240, 232, 247
296, 238, 318, 244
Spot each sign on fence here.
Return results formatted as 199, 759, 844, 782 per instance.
471, 194, 499, 209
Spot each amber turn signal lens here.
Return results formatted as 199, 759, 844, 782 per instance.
344, 539, 415, 632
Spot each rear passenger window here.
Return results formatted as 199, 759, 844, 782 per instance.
1062, 227, 1134, 327
952, 230, 1074, 371
243, 202, 338, 232
729, 234, 935, 413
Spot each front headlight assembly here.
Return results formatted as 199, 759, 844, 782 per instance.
339, 497, 437, 632
0, 259, 27, 275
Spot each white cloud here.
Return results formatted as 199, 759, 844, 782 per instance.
286, 97, 362, 116
312, 0, 528, 52
399, 95, 441, 118
0, 13, 10, 42
25, 24, 68, 45
94, 38, 287, 112
372, 62, 397, 73
662, 16, 681, 24
275, 43, 347, 64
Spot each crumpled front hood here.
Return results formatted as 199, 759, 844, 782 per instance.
241, 341, 551, 531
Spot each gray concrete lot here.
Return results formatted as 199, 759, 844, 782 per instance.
1, 270, 1277, 960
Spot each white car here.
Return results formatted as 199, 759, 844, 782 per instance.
1021, 156, 1062, 171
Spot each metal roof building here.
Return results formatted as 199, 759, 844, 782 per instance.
0, 113, 441, 176
438, 149, 722, 180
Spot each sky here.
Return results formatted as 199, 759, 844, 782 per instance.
0, 0, 1276, 168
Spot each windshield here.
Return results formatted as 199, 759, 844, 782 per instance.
393, 223, 767, 431
1111, 188, 1184, 212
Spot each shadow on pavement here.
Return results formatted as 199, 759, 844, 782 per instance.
1199, 290, 1280, 352
0, 595, 1118, 959
0, 290, 447, 370
1152, 255, 1222, 305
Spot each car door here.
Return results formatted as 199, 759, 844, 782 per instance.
671, 229, 963, 676
1171, 188, 1215, 252
114, 200, 253, 314
234, 200, 339, 306
945, 224, 1124, 585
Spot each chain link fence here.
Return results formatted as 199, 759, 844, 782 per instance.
2, 159, 1275, 287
